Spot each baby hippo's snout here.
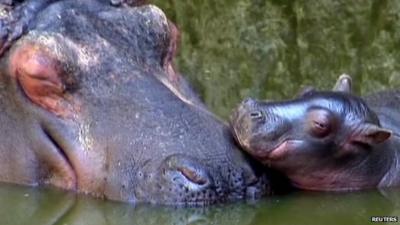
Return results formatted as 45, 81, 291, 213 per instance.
230, 97, 294, 162
230, 98, 266, 150
242, 98, 265, 120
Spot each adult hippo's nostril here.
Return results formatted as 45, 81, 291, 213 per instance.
162, 154, 213, 192
177, 166, 209, 186
136, 153, 270, 205
134, 154, 220, 206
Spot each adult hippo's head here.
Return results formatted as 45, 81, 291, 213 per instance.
0, 0, 268, 205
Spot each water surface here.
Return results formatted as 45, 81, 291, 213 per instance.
1, 184, 399, 225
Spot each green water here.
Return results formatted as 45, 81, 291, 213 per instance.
4, 1, 400, 225
1, 183, 400, 225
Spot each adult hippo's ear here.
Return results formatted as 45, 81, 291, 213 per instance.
333, 74, 352, 93
9, 43, 79, 118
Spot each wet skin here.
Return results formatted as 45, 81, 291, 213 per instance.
231, 75, 400, 191
0, 0, 269, 206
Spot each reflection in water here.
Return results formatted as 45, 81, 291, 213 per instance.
0, 183, 399, 225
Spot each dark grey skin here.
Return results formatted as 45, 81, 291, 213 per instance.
0, 0, 269, 206
231, 75, 400, 191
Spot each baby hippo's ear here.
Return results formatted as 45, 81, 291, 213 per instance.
333, 74, 352, 93
351, 123, 392, 146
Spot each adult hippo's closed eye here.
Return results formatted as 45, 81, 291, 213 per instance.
0, 0, 270, 206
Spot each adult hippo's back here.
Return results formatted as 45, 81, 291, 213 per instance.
0, 0, 268, 205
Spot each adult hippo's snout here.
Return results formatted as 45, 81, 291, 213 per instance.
0, 0, 270, 205
136, 154, 267, 206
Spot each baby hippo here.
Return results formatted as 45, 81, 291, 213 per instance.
231, 75, 400, 191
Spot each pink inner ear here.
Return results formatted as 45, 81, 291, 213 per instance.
337, 124, 391, 157
351, 124, 392, 145
364, 127, 392, 144
9, 44, 72, 117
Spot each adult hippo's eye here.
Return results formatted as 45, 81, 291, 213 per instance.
307, 108, 334, 138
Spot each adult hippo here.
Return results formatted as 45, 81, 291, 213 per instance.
0, 0, 269, 205
231, 74, 400, 191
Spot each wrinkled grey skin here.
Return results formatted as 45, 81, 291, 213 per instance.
0, 0, 269, 206
231, 75, 400, 191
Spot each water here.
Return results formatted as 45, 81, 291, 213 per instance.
4, 1, 400, 224
1, 183, 400, 225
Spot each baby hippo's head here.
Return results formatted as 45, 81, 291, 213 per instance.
230, 75, 392, 191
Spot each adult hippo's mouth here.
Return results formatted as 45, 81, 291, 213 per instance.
38, 124, 77, 190
0, 0, 271, 205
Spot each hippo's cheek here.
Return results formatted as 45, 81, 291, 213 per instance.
9, 43, 80, 118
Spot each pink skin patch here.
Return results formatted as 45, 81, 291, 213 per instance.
254, 140, 304, 161
9, 43, 78, 118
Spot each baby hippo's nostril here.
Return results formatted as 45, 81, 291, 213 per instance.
249, 111, 264, 120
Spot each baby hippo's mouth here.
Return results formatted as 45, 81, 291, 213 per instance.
253, 140, 304, 162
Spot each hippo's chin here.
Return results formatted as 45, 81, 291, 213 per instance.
291, 180, 365, 192
288, 170, 377, 192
